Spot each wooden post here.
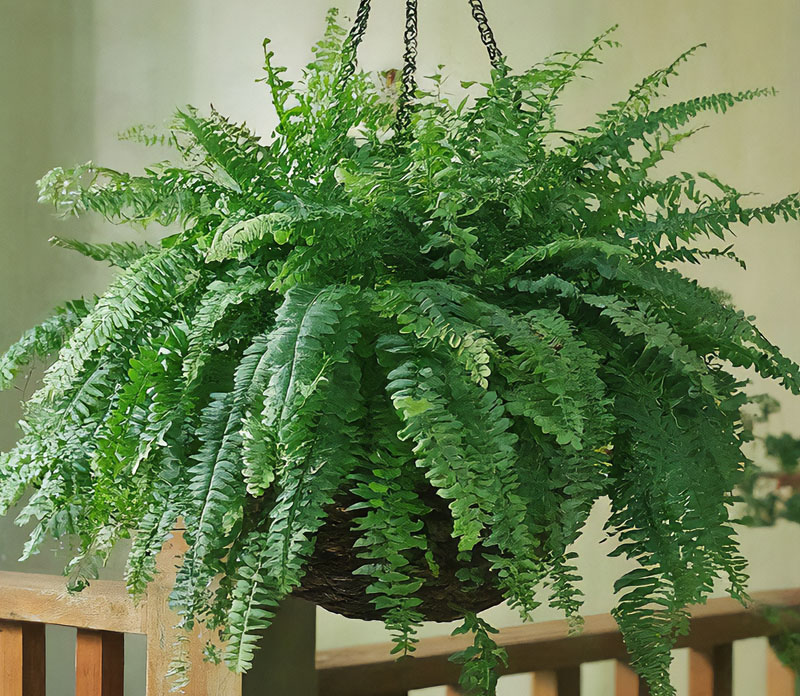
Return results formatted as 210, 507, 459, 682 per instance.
689, 645, 732, 696
0, 620, 45, 696
146, 530, 241, 696
76, 629, 124, 696
767, 644, 797, 696
242, 598, 318, 696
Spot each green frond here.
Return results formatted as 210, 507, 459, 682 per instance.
450, 614, 507, 696
223, 533, 279, 673
0, 299, 91, 391
32, 247, 196, 404
249, 286, 364, 593
205, 213, 293, 263
374, 282, 494, 388
173, 107, 273, 195
125, 481, 181, 597
37, 162, 211, 227
582, 293, 719, 397
178, 331, 276, 615
598, 43, 706, 126
183, 267, 270, 387
49, 235, 154, 268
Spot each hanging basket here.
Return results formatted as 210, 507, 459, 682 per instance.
292, 489, 504, 622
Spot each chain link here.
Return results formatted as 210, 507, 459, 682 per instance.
336, 0, 373, 93
395, 0, 419, 134
467, 0, 503, 70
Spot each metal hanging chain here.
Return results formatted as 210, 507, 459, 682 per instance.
395, 0, 419, 134
335, 0, 504, 136
336, 0, 373, 93
467, 0, 504, 71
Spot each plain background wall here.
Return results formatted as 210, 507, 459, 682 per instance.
1, 2, 798, 694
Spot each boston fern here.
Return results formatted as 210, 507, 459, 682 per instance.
2, 9, 800, 695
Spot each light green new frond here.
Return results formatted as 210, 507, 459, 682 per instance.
374, 282, 494, 388
599, 43, 705, 126
205, 213, 293, 263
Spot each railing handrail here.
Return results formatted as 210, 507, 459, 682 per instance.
316, 588, 800, 696
0, 570, 145, 634
2, 561, 798, 696
0, 531, 241, 696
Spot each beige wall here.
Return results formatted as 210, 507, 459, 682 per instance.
1, 2, 798, 694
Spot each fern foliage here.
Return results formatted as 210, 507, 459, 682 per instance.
2, 10, 799, 695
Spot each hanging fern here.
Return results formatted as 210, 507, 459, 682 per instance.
2, 8, 799, 695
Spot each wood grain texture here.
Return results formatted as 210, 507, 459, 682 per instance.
317, 589, 800, 696
767, 644, 797, 696
689, 645, 732, 696
145, 530, 241, 696
0, 572, 145, 634
0, 620, 23, 696
76, 630, 123, 696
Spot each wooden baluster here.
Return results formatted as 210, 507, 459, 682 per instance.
76, 629, 124, 696
22, 624, 45, 696
0, 620, 23, 696
532, 667, 580, 695
615, 660, 647, 696
0, 620, 45, 696
146, 529, 242, 696
532, 671, 558, 695
689, 645, 732, 696
767, 643, 797, 696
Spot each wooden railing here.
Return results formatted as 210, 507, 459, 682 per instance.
316, 588, 800, 696
2, 533, 799, 696
0, 532, 239, 696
